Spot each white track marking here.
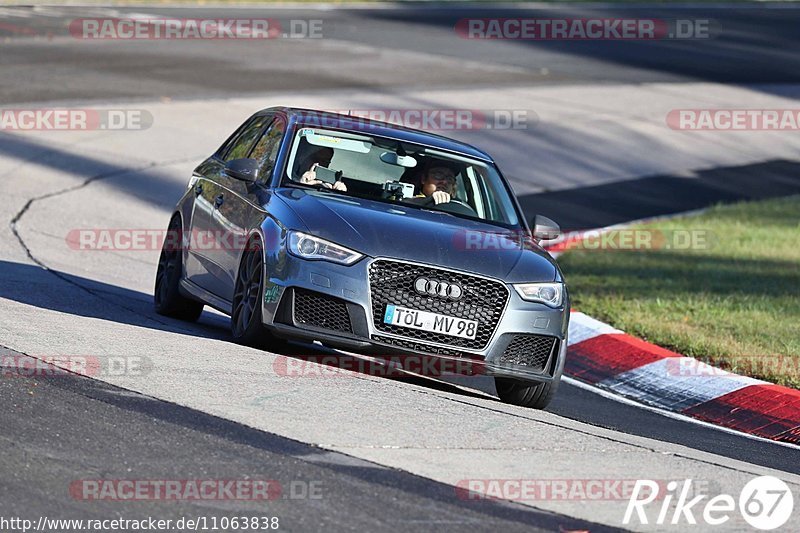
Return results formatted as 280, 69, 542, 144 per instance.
567, 311, 623, 345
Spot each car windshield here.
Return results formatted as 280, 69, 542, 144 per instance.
283, 127, 521, 227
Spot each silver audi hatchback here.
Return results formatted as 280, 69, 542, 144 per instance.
155, 107, 569, 409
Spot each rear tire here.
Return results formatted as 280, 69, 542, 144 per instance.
495, 376, 560, 409
154, 215, 204, 321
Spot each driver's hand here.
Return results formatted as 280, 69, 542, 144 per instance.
332, 180, 347, 191
300, 163, 319, 184
431, 191, 451, 205
303, 179, 335, 190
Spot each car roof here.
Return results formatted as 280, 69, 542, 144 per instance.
262, 107, 494, 163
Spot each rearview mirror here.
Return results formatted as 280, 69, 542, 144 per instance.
224, 158, 259, 183
380, 151, 417, 168
532, 215, 561, 241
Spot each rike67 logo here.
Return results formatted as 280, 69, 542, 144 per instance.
624, 476, 794, 530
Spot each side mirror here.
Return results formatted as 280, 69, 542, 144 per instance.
532, 215, 561, 241
224, 158, 259, 183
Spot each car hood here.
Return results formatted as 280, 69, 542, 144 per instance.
275, 188, 558, 283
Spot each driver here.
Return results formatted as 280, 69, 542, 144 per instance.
416, 160, 459, 205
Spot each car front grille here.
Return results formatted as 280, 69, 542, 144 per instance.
294, 289, 353, 334
368, 259, 508, 350
497, 334, 557, 373
371, 334, 466, 357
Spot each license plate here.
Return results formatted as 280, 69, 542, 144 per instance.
383, 305, 478, 340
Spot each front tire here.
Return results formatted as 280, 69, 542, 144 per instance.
154, 215, 204, 321
231, 241, 267, 346
495, 376, 560, 409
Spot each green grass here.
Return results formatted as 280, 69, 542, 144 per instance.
558, 196, 800, 388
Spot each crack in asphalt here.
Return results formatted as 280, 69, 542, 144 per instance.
8, 156, 203, 333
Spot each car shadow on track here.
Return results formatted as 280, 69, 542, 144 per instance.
0, 259, 231, 340
0, 259, 499, 404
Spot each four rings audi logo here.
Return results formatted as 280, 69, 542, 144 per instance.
414, 277, 463, 300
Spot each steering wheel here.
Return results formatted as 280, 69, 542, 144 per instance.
449, 198, 473, 209
420, 196, 478, 217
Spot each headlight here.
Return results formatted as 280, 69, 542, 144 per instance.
287, 231, 363, 265
513, 282, 564, 307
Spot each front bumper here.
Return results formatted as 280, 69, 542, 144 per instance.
261, 252, 569, 383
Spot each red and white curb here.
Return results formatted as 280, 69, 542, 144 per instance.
566, 311, 800, 445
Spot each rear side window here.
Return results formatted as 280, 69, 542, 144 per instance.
220, 115, 270, 162
250, 117, 286, 181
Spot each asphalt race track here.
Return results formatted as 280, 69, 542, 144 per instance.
1, 4, 800, 532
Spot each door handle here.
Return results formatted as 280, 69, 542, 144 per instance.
214, 194, 224, 209
194, 182, 203, 196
